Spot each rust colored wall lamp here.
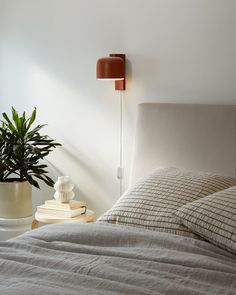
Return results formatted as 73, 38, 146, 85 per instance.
96, 54, 126, 90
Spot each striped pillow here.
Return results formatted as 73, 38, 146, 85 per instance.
175, 186, 236, 253
97, 167, 236, 238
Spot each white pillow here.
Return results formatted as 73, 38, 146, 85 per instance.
97, 167, 236, 238
175, 186, 236, 253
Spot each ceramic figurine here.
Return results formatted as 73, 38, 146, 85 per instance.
53, 176, 75, 203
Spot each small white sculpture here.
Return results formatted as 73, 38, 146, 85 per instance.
54, 176, 75, 203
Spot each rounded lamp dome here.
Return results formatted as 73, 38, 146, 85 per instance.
96, 57, 125, 80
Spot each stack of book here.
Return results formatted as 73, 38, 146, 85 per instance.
35, 200, 94, 223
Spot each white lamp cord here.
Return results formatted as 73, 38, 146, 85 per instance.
117, 90, 124, 196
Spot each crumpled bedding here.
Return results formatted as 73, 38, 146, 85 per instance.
0, 223, 235, 295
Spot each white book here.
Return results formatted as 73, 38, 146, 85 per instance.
35, 209, 95, 223
37, 205, 86, 218
44, 199, 86, 209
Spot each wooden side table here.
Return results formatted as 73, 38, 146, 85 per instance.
32, 209, 95, 229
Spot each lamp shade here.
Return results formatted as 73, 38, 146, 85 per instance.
96, 57, 125, 80
96, 53, 126, 90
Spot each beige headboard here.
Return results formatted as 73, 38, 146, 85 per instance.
131, 103, 236, 184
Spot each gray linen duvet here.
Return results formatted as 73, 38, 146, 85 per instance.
0, 223, 236, 295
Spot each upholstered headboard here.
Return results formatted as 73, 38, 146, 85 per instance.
130, 103, 236, 184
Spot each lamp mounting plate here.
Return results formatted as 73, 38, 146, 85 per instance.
110, 54, 126, 90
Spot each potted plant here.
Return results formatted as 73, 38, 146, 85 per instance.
0, 107, 61, 218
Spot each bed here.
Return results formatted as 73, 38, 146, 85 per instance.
1, 103, 236, 294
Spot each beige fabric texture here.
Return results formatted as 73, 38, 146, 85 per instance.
175, 186, 236, 253
97, 167, 236, 238
131, 103, 236, 185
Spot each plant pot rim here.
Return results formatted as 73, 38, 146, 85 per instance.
0, 179, 30, 184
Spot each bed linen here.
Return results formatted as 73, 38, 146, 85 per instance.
0, 223, 236, 295
97, 167, 236, 238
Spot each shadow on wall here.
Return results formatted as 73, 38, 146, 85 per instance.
21, 55, 123, 212
47, 142, 119, 216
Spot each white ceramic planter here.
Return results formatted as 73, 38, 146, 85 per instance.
0, 181, 32, 218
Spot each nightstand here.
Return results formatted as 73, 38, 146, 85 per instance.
32, 209, 95, 229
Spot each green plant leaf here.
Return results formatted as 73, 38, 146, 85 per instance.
34, 174, 54, 187
2, 113, 15, 132
26, 108, 36, 132
26, 174, 40, 189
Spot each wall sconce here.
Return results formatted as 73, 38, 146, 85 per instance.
96, 54, 126, 90
96, 53, 126, 196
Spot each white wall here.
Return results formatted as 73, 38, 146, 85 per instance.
0, 0, 236, 217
